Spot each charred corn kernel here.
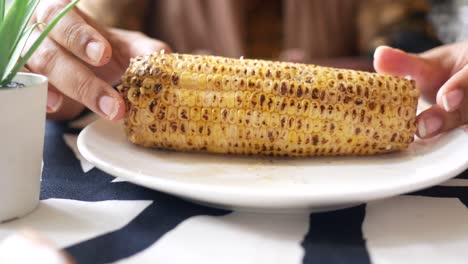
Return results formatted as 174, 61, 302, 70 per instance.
118, 53, 419, 156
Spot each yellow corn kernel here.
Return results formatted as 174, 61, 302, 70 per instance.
118, 53, 419, 156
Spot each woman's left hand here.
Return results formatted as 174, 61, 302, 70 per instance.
374, 39, 468, 138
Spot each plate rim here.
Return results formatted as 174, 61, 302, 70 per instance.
77, 119, 468, 206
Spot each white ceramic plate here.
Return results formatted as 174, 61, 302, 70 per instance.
78, 119, 468, 213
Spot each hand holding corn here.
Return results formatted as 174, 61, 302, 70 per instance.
374, 40, 468, 138
28, 0, 170, 121
117, 53, 419, 156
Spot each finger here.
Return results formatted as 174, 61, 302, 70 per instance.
27, 32, 125, 121
373, 46, 450, 102
436, 65, 468, 112
46, 85, 85, 120
47, 88, 86, 121
91, 29, 172, 84
21, 67, 81, 118
416, 103, 468, 138
19, 67, 66, 114
46, 87, 64, 113
34, 0, 111, 66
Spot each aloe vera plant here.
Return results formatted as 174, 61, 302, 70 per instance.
0, 0, 80, 88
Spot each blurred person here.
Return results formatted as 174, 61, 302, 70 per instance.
27, 0, 466, 138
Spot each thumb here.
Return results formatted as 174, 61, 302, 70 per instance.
373, 46, 449, 102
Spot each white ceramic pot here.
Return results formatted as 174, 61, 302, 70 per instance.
0, 73, 48, 223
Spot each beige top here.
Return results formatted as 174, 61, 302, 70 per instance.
79, 0, 433, 63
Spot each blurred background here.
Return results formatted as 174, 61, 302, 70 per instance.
431, 0, 468, 43
7, 0, 468, 59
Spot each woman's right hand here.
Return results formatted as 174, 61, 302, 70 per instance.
374, 40, 468, 138
28, 0, 171, 121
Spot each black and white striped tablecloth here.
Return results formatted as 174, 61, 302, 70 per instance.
1, 114, 467, 264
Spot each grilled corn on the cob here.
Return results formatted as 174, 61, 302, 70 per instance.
117, 53, 419, 156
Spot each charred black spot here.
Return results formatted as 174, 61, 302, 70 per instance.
172, 73, 179, 85
267, 98, 273, 109
260, 95, 266, 105
289, 84, 295, 96
180, 109, 188, 120
157, 107, 166, 120
312, 135, 319, 145
297, 86, 303, 97
149, 101, 157, 113
357, 86, 362, 96
320, 90, 326, 100
338, 83, 346, 93
170, 122, 178, 132
280, 117, 287, 128
276, 70, 282, 78
343, 96, 352, 104
281, 82, 288, 95
312, 88, 319, 99
280, 101, 287, 111
373, 132, 380, 140
154, 84, 163, 94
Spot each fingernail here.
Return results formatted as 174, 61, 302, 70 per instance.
373, 46, 386, 60
442, 89, 464, 112
47, 90, 63, 113
98, 95, 119, 120
418, 116, 443, 138
86, 42, 105, 64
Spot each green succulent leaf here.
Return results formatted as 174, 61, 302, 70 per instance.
0, 0, 29, 81
0, 0, 5, 23
1, 22, 43, 82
